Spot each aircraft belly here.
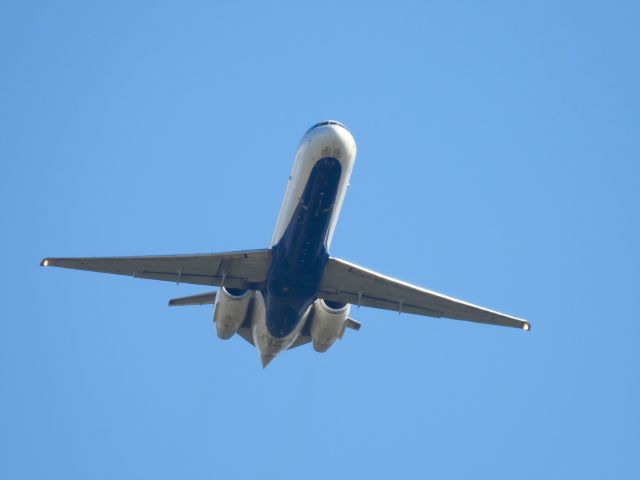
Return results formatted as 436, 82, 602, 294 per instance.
251, 291, 308, 356
264, 157, 343, 339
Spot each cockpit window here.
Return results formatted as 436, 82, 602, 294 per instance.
305, 120, 349, 135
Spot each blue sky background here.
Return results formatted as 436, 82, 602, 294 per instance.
2, 1, 639, 478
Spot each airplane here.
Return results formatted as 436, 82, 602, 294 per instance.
41, 120, 530, 367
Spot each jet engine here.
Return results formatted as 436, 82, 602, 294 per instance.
310, 299, 350, 352
213, 287, 251, 339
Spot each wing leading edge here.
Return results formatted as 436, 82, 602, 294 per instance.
319, 257, 530, 331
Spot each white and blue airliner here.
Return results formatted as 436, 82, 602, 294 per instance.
42, 121, 530, 367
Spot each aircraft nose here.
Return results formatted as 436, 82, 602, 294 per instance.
304, 121, 356, 158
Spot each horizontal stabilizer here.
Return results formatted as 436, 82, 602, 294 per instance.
168, 291, 216, 306
237, 327, 255, 346
346, 317, 361, 331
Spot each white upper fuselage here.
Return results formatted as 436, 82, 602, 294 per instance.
271, 121, 357, 248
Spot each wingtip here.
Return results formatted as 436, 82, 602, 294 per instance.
523, 322, 531, 332
40, 258, 50, 267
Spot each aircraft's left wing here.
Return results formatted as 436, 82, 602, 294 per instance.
319, 257, 530, 331
41, 249, 271, 290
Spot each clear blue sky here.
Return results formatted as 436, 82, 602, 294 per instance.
2, 1, 639, 478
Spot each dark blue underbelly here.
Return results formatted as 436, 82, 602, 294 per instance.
264, 157, 342, 338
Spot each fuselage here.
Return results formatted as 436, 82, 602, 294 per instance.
251, 121, 357, 360
40, 120, 530, 367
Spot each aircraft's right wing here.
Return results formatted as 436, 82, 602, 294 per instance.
319, 257, 530, 330
41, 249, 271, 290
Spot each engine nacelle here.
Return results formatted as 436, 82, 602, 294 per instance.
213, 287, 251, 339
310, 299, 350, 353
